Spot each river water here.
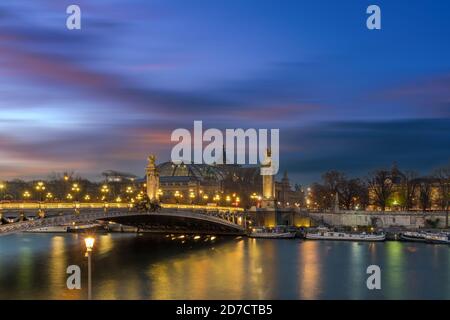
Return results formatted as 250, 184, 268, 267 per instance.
0, 233, 449, 299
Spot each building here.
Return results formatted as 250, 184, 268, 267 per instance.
101, 170, 137, 183
276, 171, 305, 208
153, 160, 303, 209
157, 162, 226, 203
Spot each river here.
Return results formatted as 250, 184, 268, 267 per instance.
0, 233, 449, 299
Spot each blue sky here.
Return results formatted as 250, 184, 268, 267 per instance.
0, 0, 449, 184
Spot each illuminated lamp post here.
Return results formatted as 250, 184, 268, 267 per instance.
0, 182, 5, 201
35, 181, 46, 209
100, 184, 109, 212
202, 194, 209, 205
189, 191, 195, 204
84, 236, 95, 300
45, 192, 53, 201
23, 191, 31, 200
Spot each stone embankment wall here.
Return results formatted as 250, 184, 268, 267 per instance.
308, 211, 448, 229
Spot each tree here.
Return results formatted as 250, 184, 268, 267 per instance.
313, 172, 368, 211
310, 183, 333, 210
322, 171, 345, 195
367, 170, 395, 211
321, 171, 345, 210
398, 171, 419, 211
418, 180, 432, 212
357, 182, 370, 210
339, 178, 366, 210
434, 167, 450, 227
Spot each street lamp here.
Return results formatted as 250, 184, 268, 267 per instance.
23, 191, 31, 200
100, 185, 109, 211
174, 190, 181, 203
100, 184, 109, 199
35, 181, 46, 203
0, 182, 5, 200
84, 236, 95, 300
189, 192, 195, 204
202, 194, 209, 204
250, 192, 261, 205
34, 181, 46, 215
45, 192, 53, 201
125, 186, 134, 203
128, 198, 135, 211
71, 183, 81, 214
71, 183, 81, 201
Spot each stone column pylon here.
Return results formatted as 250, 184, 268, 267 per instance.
261, 148, 276, 209
146, 154, 160, 203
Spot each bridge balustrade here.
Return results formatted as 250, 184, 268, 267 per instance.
1, 204, 249, 235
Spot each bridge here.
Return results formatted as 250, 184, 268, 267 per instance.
0, 203, 248, 236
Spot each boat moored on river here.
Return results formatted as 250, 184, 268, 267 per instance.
401, 231, 450, 244
305, 230, 386, 242
424, 233, 450, 244
25, 225, 70, 233
249, 227, 296, 239
67, 223, 106, 233
25, 223, 106, 234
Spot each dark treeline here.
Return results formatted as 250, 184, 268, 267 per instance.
308, 163, 450, 216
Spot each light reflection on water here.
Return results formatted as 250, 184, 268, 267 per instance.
299, 241, 321, 299
0, 233, 449, 300
384, 241, 406, 299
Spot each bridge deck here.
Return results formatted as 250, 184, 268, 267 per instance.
0, 210, 247, 236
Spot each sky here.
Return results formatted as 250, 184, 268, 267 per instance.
0, 0, 449, 184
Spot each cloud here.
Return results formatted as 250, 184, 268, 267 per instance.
375, 74, 450, 117
0, 7, 326, 123
1, 1, 449, 183
281, 119, 450, 184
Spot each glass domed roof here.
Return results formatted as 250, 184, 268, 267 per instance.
157, 162, 226, 182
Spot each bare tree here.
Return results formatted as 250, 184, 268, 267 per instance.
434, 167, 450, 227
322, 171, 345, 195
357, 182, 370, 210
418, 179, 432, 212
398, 171, 419, 211
339, 178, 366, 210
367, 170, 395, 211
310, 183, 333, 210
321, 171, 345, 210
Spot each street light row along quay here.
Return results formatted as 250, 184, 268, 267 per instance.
1, 180, 249, 205
6, 183, 137, 201
2, 181, 251, 207
166, 190, 246, 206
